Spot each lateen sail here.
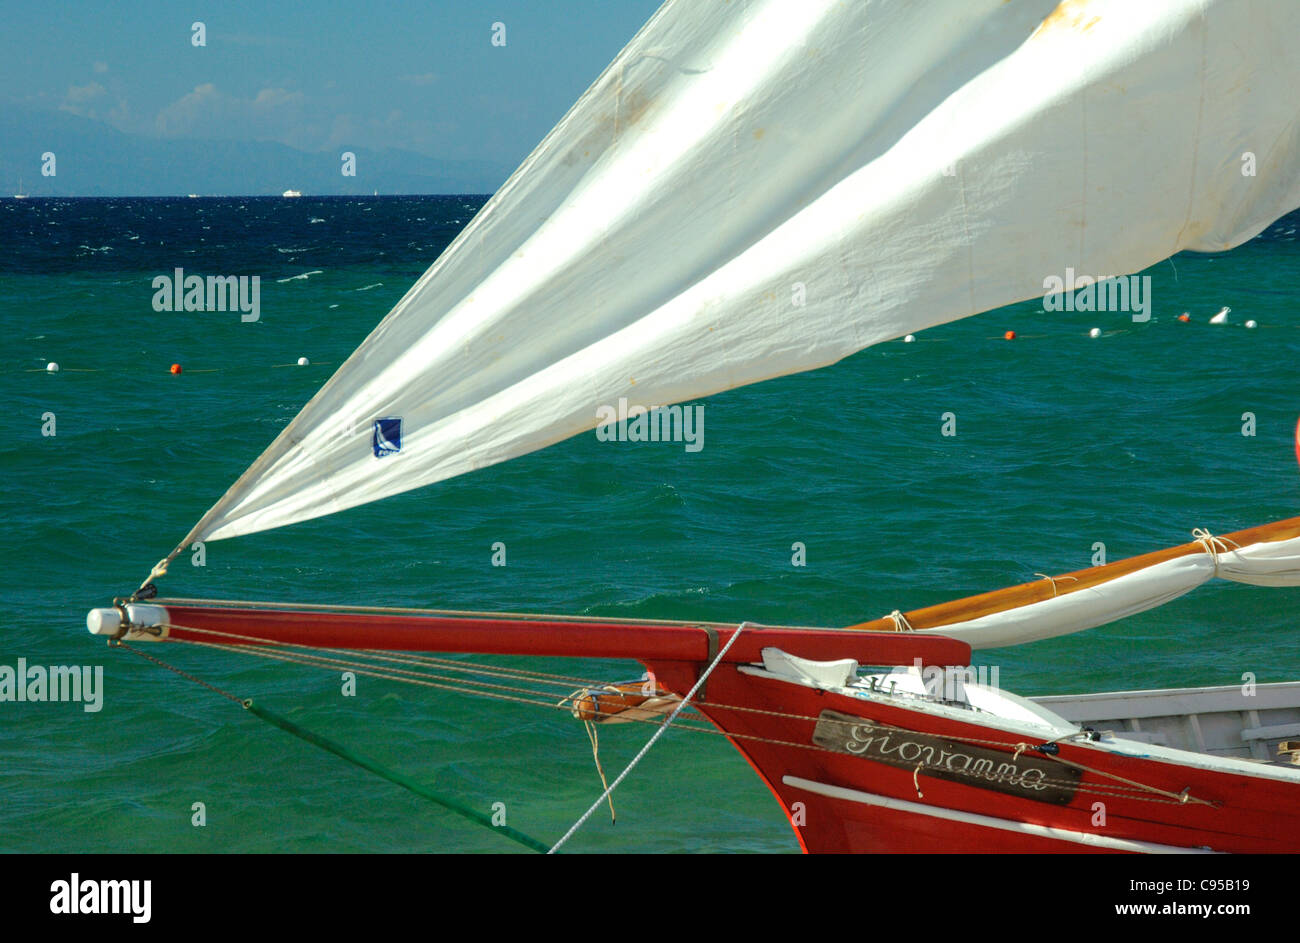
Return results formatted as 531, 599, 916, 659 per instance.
174, 0, 1300, 557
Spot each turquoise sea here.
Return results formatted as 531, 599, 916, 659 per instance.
3, 196, 1299, 853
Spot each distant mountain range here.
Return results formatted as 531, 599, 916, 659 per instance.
0, 105, 512, 196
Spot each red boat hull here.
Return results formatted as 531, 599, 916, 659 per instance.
152, 603, 1300, 853
645, 660, 1300, 854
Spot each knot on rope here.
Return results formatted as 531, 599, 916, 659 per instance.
133, 556, 174, 600
1192, 528, 1241, 575
1033, 573, 1079, 597
886, 609, 916, 632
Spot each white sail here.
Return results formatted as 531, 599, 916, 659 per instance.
180, 0, 1300, 549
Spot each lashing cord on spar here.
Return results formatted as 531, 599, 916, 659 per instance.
110, 639, 551, 854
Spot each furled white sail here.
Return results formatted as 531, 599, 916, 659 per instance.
177, 0, 1300, 552
911, 534, 1300, 650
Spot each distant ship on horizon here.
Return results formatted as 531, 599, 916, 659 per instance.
282, 189, 302, 198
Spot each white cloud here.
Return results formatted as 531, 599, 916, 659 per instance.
155, 83, 220, 134
59, 81, 113, 119
65, 81, 106, 104
252, 87, 303, 108
156, 84, 306, 137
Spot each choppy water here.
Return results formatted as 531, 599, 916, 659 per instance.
2, 196, 1299, 853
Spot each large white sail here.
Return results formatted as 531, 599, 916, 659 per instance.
178, 0, 1300, 551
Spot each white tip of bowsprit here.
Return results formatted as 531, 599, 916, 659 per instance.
86, 608, 121, 636
1209, 306, 1230, 324
46, 362, 59, 373
85, 605, 169, 640
297, 356, 310, 366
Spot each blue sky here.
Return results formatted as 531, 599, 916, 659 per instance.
2, 1, 661, 167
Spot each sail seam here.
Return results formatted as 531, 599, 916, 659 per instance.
1172, 5, 1208, 253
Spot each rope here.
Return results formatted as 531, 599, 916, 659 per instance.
150, 622, 1215, 809
1192, 528, 1241, 574
111, 640, 245, 706
135, 555, 176, 598
1033, 573, 1079, 597
183, 638, 576, 712
582, 720, 616, 823
164, 621, 619, 689
372, 651, 612, 687
546, 622, 751, 853
164, 623, 601, 700
885, 609, 915, 632
152, 595, 772, 629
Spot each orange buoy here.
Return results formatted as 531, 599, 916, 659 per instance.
1004, 330, 1016, 340
1177, 313, 1190, 322
170, 363, 183, 374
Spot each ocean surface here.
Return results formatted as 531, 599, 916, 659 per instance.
3, 195, 1299, 854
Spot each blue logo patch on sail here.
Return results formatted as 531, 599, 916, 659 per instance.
372, 417, 402, 457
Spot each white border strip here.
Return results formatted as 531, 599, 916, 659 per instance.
782, 775, 1218, 854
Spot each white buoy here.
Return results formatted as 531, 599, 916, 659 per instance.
1209, 306, 1230, 324
1245, 319, 1257, 329
903, 334, 916, 343
46, 361, 59, 372
1088, 327, 1101, 338
297, 356, 310, 366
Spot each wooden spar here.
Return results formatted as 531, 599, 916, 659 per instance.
844, 515, 1300, 633
155, 604, 973, 667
